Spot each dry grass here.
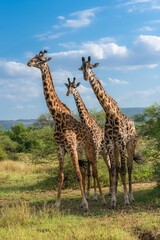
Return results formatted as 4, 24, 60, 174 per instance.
0, 160, 159, 240
0, 160, 28, 172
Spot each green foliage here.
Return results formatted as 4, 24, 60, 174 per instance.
73, 109, 105, 128
32, 113, 54, 129
0, 128, 17, 160
5, 123, 56, 161
89, 109, 105, 128
7, 124, 31, 152
27, 126, 56, 159
134, 104, 160, 149
0, 146, 8, 160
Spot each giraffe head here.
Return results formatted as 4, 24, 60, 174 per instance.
27, 50, 52, 69
79, 56, 99, 80
65, 77, 80, 96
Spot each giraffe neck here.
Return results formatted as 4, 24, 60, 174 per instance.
89, 72, 119, 116
41, 64, 71, 117
72, 89, 94, 125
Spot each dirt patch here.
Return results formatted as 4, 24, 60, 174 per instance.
139, 231, 160, 240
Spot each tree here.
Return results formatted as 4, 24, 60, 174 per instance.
32, 113, 54, 129
0, 128, 17, 160
27, 126, 56, 158
134, 104, 160, 149
89, 109, 105, 128
7, 124, 31, 152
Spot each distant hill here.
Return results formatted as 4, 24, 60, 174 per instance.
121, 107, 145, 118
0, 119, 36, 130
0, 108, 145, 130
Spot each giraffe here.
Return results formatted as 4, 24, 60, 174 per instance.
79, 56, 138, 208
65, 77, 111, 200
27, 50, 105, 211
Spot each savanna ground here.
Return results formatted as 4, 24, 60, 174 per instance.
0, 159, 159, 240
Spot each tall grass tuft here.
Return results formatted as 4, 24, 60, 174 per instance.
0, 160, 29, 172
0, 201, 32, 227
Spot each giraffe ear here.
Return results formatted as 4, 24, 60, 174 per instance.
92, 63, 99, 68
78, 66, 83, 71
47, 57, 52, 62
76, 82, 80, 87
64, 83, 69, 88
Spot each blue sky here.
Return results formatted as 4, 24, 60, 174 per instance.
0, 0, 160, 120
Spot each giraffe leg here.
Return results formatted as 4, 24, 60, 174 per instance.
127, 140, 135, 202
54, 147, 65, 209
115, 145, 120, 194
102, 154, 111, 195
80, 166, 86, 198
86, 161, 91, 199
92, 168, 98, 201
71, 148, 89, 211
108, 147, 117, 209
86, 147, 106, 206
110, 164, 117, 209
119, 145, 130, 206
92, 162, 106, 205
128, 164, 134, 202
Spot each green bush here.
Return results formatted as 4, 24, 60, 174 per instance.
0, 146, 8, 160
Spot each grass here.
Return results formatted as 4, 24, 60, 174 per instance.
0, 160, 159, 240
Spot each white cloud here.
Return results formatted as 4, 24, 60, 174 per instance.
137, 26, 155, 32
123, 0, 153, 5
52, 69, 74, 84
15, 105, 24, 109
58, 16, 65, 20
47, 34, 160, 71
35, 8, 103, 41
50, 38, 128, 61
152, 4, 160, 10
108, 77, 128, 85
148, 19, 160, 24
49, 50, 84, 58
78, 84, 93, 94
0, 59, 41, 101
119, 86, 160, 107
58, 42, 79, 49
120, 0, 160, 12
115, 63, 158, 70
0, 79, 41, 101
82, 38, 128, 59
0, 60, 38, 78
135, 34, 160, 52
58, 8, 101, 29
34, 31, 66, 41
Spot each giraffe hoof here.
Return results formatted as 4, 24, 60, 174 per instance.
85, 193, 90, 200
129, 194, 135, 202
93, 197, 98, 201
107, 192, 111, 197
80, 202, 89, 211
111, 204, 116, 210
111, 200, 116, 209
102, 201, 107, 206
84, 208, 89, 215
54, 201, 61, 209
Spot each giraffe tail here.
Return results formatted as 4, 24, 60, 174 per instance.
78, 159, 88, 169
133, 153, 144, 164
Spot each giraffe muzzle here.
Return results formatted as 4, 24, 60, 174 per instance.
27, 61, 31, 67
84, 75, 89, 81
